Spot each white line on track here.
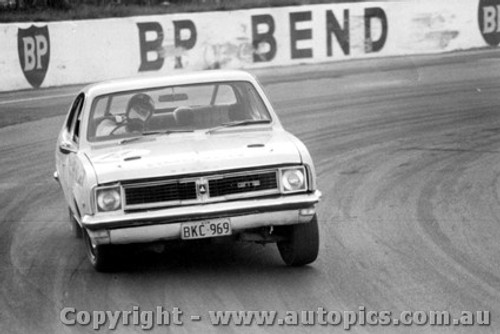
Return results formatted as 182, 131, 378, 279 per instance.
0, 93, 74, 106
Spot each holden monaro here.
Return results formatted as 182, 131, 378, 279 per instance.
54, 70, 321, 271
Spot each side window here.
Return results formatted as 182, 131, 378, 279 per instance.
65, 95, 82, 132
69, 94, 85, 143
72, 106, 83, 143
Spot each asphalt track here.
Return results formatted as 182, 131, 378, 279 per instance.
1, 50, 500, 334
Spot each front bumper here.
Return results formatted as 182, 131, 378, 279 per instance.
82, 190, 321, 245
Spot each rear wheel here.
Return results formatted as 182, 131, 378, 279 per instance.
83, 229, 116, 272
277, 215, 319, 266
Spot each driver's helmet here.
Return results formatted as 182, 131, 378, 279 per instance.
127, 93, 154, 122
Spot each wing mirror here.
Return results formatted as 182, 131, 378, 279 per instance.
59, 141, 77, 154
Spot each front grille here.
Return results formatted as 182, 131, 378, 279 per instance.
123, 168, 281, 210
125, 181, 197, 206
208, 171, 278, 197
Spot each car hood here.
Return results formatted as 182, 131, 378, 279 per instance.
87, 130, 302, 184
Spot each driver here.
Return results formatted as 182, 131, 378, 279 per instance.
95, 93, 154, 137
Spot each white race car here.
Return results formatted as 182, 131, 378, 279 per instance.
54, 70, 321, 271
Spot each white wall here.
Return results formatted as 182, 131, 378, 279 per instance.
0, 0, 495, 92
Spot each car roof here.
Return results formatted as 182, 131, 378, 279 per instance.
82, 70, 257, 97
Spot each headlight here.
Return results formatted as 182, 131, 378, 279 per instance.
281, 167, 307, 193
96, 186, 122, 212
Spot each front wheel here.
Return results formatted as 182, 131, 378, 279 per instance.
69, 207, 83, 239
83, 229, 116, 272
277, 215, 319, 266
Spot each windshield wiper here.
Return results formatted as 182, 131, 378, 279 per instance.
206, 119, 271, 134
119, 136, 146, 145
119, 129, 194, 145
144, 129, 195, 136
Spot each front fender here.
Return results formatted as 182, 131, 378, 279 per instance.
283, 131, 318, 191
72, 152, 98, 219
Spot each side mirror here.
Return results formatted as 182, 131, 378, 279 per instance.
59, 141, 77, 154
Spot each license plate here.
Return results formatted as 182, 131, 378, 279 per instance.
181, 219, 232, 240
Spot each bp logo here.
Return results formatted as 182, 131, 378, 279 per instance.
17, 25, 50, 88
479, 0, 500, 46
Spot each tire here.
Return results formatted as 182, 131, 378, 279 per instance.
83, 228, 116, 272
277, 215, 319, 266
69, 207, 83, 239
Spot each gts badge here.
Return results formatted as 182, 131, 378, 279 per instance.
237, 180, 261, 189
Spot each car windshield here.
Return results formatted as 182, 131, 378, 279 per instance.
87, 81, 272, 142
